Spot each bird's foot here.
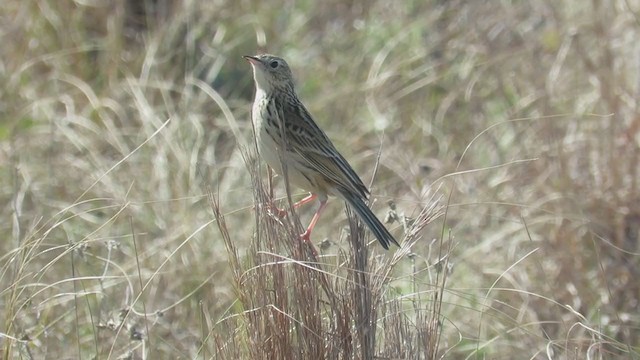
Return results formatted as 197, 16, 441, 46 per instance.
260, 202, 287, 219
300, 230, 311, 242
272, 206, 288, 219
299, 230, 318, 257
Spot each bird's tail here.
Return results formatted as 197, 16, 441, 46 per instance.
337, 188, 400, 250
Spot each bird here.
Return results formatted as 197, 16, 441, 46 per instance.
244, 54, 399, 250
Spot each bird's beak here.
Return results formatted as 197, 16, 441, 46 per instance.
243, 55, 261, 65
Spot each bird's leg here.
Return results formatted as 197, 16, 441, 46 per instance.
299, 198, 328, 243
265, 165, 316, 219
293, 193, 317, 209
271, 193, 317, 219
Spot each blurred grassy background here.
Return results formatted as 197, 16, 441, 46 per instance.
1, 0, 639, 359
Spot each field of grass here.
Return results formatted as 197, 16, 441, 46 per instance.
1, 0, 639, 359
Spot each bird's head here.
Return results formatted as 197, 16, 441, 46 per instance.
243, 54, 295, 93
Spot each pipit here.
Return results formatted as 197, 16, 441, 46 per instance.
244, 54, 399, 250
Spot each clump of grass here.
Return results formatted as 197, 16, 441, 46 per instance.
207, 145, 443, 358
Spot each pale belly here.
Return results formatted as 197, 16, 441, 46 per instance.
253, 98, 320, 192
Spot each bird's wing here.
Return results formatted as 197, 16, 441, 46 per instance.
279, 98, 370, 198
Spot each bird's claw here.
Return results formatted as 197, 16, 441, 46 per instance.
259, 202, 287, 219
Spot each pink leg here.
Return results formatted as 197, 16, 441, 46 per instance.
293, 193, 317, 209
272, 193, 317, 219
300, 198, 328, 242
272, 206, 288, 219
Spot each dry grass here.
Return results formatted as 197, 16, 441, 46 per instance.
1, 0, 639, 359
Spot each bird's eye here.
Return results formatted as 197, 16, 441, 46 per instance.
269, 60, 279, 69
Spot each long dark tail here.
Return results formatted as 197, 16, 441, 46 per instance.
337, 188, 400, 250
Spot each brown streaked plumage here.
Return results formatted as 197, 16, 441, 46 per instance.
244, 54, 399, 250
